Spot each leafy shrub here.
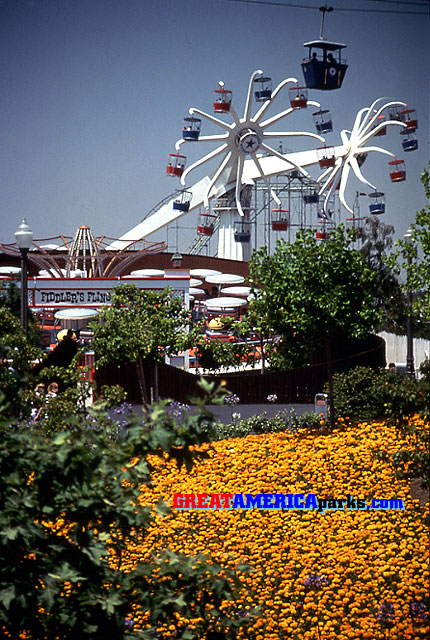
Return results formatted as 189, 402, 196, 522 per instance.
326, 366, 389, 422
0, 379, 252, 639
329, 365, 429, 486
213, 409, 325, 441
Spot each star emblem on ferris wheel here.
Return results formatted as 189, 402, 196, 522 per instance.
170, 69, 326, 216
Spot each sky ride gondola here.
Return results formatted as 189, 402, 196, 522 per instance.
313, 109, 333, 134
371, 114, 387, 137
271, 209, 289, 231
182, 116, 201, 141
368, 192, 386, 215
253, 75, 272, 102
172, 189, 192, 212
303, 190, 320, 204
197, 212, 216, 236
399, 108, 418, 132
315, 220, 332, 241
301, 6, 348, 91
166, 153, 186, 177
400, 131, 418, 152
317, 145, 336, 168
213, 82, 232, 113
388, 159, 406, 183
234, 220, 251, 243
289, 85, 308, 109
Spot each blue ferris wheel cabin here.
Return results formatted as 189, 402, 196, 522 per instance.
302, 40, 348, 91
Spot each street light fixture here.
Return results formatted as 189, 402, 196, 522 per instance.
170, 252, 183, 268
14, 219, 33, 339
404, 227, 415, 379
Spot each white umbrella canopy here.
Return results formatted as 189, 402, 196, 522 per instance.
189, 268, 222, 278
205, 273, 245, 285
220, 285, 254, 297
204, 297, 246, 309
0, 266, 21, 275
190, 278, 202, 287
129, 268, 165, 277
189, 287, 206, 296
54, 308, 99, 330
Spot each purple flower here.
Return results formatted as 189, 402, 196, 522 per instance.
225, 393, 240, 406
167, 400, 190, 418
124, 617, 135, 628
303, 574, 329, 590
377, 601, 394, 626
410, 600, 429, 624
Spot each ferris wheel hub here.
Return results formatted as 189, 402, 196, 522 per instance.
237, 128, 261, 154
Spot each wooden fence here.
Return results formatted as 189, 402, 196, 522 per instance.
94, 334, 386, 405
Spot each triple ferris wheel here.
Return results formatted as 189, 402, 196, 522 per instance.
110, 12, 419, 260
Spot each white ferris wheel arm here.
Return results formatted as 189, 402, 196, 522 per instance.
263, 131, 325, 143
349, 156, 377, 191
251, 154, 282, 206
252, 77, 298, 122
244, 70, 264, 122
180, 143, 228, 186
204, 151, 233, 208
175, 133, 228, 152
235, 154, 246, 216
259, 100, 320, 129
189, 107, 233, 132
360, 119, 406, 145
259, 142, 310, 178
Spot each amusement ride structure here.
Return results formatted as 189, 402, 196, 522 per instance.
106, 7, 418, 262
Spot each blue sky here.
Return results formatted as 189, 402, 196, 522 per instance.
0, 0, 428, 249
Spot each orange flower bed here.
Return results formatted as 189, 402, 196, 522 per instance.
124, 419, 429, 639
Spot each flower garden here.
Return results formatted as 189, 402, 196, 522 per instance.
125, 418, 429, 639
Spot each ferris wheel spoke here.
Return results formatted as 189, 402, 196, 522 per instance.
205, 151, 233, 206
260, 108, 294, 129
253, 77, 298, 123
338, 164, 354, 216
189, 108, 233, 132
175, 133, 228, 152
263, 130, 325, 143
244, 70, 263, 122
358, 145, 396, 157
318, 161, 342, 195
251, 154, 281, 206
349, 156, 376, 191
351, 107, 372, 140
358, 100, 406, 137
360, 120, 406, 145
316, 159, 340, 185
229, 105, 241, 127
180, 143, 228, 186
259, 142, 310, 178
340, 129, 351, 145
235, 154, 246, 217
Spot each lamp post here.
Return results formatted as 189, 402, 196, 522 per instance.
171, 252, 183, 268
404, 227, 415, 379
14, 219, 33, 339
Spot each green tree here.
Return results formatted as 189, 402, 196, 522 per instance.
355, 216, 407, 333
0, 380, 252, 639
390, 164, 430, 331
0, 305, 42, 417
89, 285, 194, 403
248, 226, 382, 427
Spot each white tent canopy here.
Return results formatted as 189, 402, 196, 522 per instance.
205, 274, 245, 285
204, 297, 246, 309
